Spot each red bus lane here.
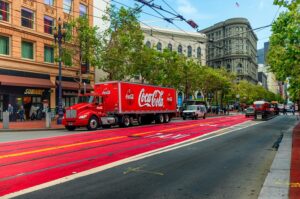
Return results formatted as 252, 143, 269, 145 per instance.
0, 115, 250, 196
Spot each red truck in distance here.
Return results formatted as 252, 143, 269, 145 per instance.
253, 100, 275, 120
62, 81, 177, 131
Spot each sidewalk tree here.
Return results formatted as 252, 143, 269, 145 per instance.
99, 6, 144, 80
267, 0, 300, 100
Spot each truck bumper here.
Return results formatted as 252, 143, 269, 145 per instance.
63, 119, 89, 127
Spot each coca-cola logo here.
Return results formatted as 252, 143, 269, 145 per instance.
138, 88, 164, 107
125, 89, 134, 105
102, 88, 110, 95
167, 93, 173, 104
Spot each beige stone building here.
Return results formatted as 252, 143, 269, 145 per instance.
0, 0, 94, 120
200, 18, 258, 84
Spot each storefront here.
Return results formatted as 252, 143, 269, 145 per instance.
56, 80, 93, 108
0, 74, 54, 121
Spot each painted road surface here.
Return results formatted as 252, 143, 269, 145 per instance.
0, 115, 250, 197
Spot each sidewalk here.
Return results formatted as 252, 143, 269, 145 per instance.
258, 120, 300, 199
0, 120, 64, 132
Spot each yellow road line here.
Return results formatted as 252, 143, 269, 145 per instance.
0, 136, 126, 159
0, 118, 236, 160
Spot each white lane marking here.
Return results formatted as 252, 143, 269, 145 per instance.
2, 121, 262, 199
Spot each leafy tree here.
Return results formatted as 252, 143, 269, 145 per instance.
267, 0, 300, 101
99, 6, 144, 80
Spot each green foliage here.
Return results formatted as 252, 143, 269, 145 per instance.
267, 0, 300, 100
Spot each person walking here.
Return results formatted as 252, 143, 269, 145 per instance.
18, 105, 25, 121
7, 104, 13, 121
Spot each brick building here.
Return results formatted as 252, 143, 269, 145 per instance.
0, 0, 94, 120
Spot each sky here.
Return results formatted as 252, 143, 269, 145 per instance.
110, 0, 282, 49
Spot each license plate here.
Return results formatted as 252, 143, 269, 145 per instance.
257, 115, 262, 119
68, 122, 73, 126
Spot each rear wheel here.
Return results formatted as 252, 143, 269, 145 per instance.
121, 115, 131, 127
164, 114, 170, 123
65, 126, 76, 131
87, 116, 99, 131
155, 114, 164, 124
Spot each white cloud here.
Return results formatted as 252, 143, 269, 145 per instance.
176, 0, 213, 20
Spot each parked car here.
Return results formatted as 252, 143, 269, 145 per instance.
245, 106, 255, 117
182, 105, 206, 120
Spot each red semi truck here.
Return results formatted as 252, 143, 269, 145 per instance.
62, 81, 177, 131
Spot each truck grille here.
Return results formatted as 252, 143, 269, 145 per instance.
66, 110, 77, 119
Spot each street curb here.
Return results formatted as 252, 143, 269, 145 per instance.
0, 128, 65, 133
258, 126, 294, 199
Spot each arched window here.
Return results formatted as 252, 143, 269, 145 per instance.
187, 46, 192, 57
237, 63, 243, 74
197, 47, 201, 58
146, 41, 151, 48
157, 42, 162, 51
168, 43, 172, 51
197, 92, 202, 99
178, 45, 182, 54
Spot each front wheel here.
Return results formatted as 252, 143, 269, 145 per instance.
87, 116, 99, 131
65, 126, 76, 131
120, 115, 131, 127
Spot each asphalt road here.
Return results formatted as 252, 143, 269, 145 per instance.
12, 115, 298, 199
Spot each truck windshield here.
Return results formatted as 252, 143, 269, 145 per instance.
187, 105, 197, 110
78, 96, 94, 103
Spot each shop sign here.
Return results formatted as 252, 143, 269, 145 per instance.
24, 89, 45, 95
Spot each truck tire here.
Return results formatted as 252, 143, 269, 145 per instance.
87, 116, 99, 131
121, 115, 131, 127
164, 114, 170, 123
65, 126, 76, 131
183, 116, 186, 120
203, 114, 206, 119
155, 114, 164, 124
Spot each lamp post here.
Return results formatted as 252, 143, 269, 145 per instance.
53, 17, 66, 124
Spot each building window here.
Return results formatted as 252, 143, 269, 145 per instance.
146, 41, 151, 48
168, 43, 172, 51
79, 4, 87, 17
21, 8, 34, 29
44, 16, 54, 34
0, 0, 9, 22
44, 46, 54, 63
227, 64, 231, 72
197, 47, 201, 58
44, 0, 54, 6
0, 35, 9, 55
157, 42, 162, 51
22, 41, 34, 60
63, 0, 72, 13
178, 45, 182, 54
187, 46, 192, 57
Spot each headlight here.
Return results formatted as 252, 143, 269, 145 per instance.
79, 114, 88, 119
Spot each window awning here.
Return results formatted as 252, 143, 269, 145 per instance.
56, 81, 93, 91
0, 75, 54, 88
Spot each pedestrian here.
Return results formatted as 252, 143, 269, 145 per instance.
7, 104, 13, 121
18, 105, 25, 121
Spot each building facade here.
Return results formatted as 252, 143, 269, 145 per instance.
141, 25, 207, 66
200, 18, 258, 84
0, 0, 94, 120
258, 71, 268, 90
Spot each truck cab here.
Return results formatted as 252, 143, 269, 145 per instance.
62, 94, 106, 131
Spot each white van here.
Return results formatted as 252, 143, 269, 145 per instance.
182, 105, 207, 120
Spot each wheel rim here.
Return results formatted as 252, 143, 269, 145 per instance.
124, 117, 130, 126
165, 114, 169, 122
90, 119, 98, 129
159, 115, 164, 123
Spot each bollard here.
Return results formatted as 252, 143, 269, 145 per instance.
46, 111, 51, 128
3, 111, 9, 129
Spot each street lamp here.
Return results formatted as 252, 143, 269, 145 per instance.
53, 17, 66, 124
